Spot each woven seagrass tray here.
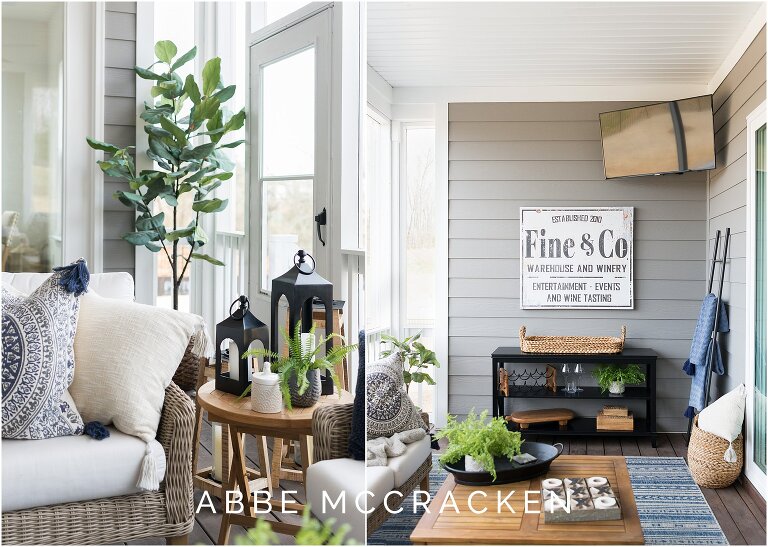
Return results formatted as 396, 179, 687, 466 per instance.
519, 325, 627, 354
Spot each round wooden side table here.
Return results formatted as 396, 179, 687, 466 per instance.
196, 380, 354, 544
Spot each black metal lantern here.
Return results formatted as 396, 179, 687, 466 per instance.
215, 296, 270, 395
271, 250, 335, 395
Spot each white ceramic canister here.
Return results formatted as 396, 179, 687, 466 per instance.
251, 362, 282, 413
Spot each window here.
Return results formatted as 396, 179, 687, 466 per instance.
364, 109, 392, 346
2, 3, 64, 273
401, 124, 436, 416
153, 1, 195, 311
259, 47, 316, 291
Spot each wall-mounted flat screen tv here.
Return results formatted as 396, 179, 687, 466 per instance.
599, 95, 715, 179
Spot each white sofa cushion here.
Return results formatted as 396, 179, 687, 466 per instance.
1, 271, 134, 301
386, 435, 432, 488
306, 458, 388, 543
1, 426, 165, 512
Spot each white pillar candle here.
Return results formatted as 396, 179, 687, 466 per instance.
301, 332, 316, 362
212, 423, 223, 482
229, 341, 239, 381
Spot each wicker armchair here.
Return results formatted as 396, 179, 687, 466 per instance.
311, 404, 431, 536
2, 382, 195, 545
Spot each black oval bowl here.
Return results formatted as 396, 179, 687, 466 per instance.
443, 442, 564, 486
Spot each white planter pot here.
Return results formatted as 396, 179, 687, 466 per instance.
609, 381, 625, 395
464, 455, 485, 473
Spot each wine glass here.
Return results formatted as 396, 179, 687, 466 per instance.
561, 363, 576, 393
573, 363, 584, 392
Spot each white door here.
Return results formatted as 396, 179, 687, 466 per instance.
746, 101, 767, 499
248, 8, 332, 321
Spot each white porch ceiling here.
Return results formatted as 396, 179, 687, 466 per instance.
367, 1, 765, 88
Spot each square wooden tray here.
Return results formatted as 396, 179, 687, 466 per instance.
410, 455, 643, 545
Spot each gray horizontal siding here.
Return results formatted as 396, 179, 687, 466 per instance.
103, 3, 136, 278
708, 26, 766, 398
448, 101, 709, 432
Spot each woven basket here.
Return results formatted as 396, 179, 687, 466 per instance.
519, 325, 626, 354
688, 415, 743, 488
172, 339, 200, 391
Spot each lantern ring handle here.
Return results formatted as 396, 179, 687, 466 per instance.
230, 296, 250, 319
294, 251, 316, 274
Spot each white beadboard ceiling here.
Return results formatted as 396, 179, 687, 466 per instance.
367, 1, 765, 88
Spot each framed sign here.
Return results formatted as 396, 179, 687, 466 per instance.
520, 207, 634, 309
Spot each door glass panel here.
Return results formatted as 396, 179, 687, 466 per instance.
261, 48, 314, 178
754, 122, 766, 474
262, 179, 313, 289
2, 2, 64, 272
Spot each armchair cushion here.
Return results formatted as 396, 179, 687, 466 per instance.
1, 427, 166, 512
386, 435, 432, 487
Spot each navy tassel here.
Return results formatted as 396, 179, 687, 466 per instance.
683, 406, 695, 419
84, 421, 110, 440
53, 258, 90, 297
682, 359, 695, 376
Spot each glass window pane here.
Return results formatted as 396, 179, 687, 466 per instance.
405, 127, 436, 328
262, 179, 313, 290
754, 123, 766, 474
2, 2, 64, 272
262, 48, 315, 177
265, 2, 312, 25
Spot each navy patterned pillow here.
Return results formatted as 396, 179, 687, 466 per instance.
2, 260, 89, 439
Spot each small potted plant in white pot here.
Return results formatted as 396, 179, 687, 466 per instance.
593, 364, 646, 395
243, 322, 356, 409
434, 409, 522, 481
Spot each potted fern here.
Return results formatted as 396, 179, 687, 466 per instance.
593, 364, 646, 395
435, 409, 523, 481
243, 322, 356, 409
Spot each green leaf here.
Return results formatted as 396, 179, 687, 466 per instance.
166, 226, 195, 241
154, 40, 177, 64
114, 190, 143, 204
209, 148, 235, 171
191, 253, 225, 266
202, 57, 221, 97
148, 136, 175, 163
200, 171, 233, 185
184, 74, 201, 104
171, 45, 197, 71
224, 108, 246, 132
194, 96, 221, 123
86, 137, 120, 154
162, 193, 178, 207
135, 212, 165, 231
140, 103, 174, 124
213, 85, 236, 103
159, 117, 188, 147
123, 230, 155, 245
219, 139, 245, 149
145, 242, 163, 252
192, 197, 228, 213
180, 142, 216, 161
192, 225, 209, 245
135, 66, 166, 80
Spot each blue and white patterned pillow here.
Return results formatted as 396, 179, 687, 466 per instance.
2, 261, 89, 439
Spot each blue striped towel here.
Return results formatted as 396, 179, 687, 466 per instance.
684, 293, 729, 417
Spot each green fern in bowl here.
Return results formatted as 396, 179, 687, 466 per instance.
592, 364, 646, 394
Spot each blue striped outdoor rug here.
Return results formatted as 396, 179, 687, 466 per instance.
368, 455, 727, 545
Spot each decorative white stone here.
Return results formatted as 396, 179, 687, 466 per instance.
587, 476, 608, 487
464, 455, 485, 473
594, 496, 617, 509
542, 478, 563, 489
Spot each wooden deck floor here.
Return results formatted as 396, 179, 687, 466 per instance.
141, 418, 765, 545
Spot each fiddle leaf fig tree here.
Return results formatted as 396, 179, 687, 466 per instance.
87, 40, 245, 309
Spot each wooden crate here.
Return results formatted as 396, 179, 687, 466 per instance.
597, 410, 634, 431
602, 405, 629, 417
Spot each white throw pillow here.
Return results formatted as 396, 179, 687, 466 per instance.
70, 291, 207, 489
698, 384, 746, 462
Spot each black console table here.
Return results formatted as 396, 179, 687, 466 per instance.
491, 347, 657, 447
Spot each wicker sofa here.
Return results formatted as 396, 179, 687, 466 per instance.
1, 272, 196, 545
308, 403, 432, 539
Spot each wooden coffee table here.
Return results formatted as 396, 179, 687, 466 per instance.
411, 455, 643, 545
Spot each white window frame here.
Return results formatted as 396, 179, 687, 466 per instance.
745, 99, 767, 499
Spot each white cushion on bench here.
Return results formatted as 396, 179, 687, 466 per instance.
386, 435, 432, 487
1, 426, 165, 511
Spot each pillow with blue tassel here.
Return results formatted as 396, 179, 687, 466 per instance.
2, 259, 91, 439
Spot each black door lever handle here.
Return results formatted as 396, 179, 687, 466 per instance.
314, 207, 327, 246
